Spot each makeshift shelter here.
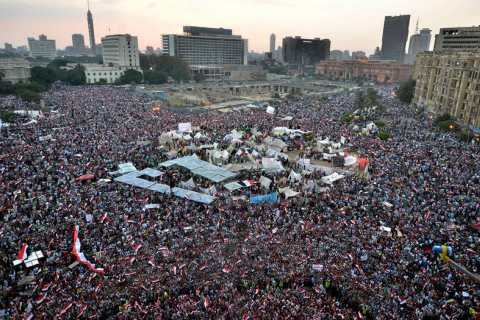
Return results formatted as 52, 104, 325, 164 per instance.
280, 188, 301, 198
321, 172, 344, 185
288, 170, 302, 182
158, 156, 236, 182
108, 163, 137, 175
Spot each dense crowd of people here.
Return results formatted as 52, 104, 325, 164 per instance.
1, 83, 480, 320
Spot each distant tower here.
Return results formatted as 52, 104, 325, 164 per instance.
270, 34, 276, 53
87, 0, 96, 55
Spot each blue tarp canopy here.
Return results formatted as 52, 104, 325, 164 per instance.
138, 168, 164, 178
171, 187, 215, 204
146, 183, 171, 194
158, 156, 236, 182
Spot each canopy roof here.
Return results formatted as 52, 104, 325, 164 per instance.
159, 156, 236, 182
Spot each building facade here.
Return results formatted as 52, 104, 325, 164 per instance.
270, 34, 276, 54
315, 60, 413, 83
0, 59, 31, 84
101, 34, 141, 69
72, 34, 86, 53
330, 50, 343, 60
87, 4, 96, 55
27, 35, 57, 59
4, 43, 14, 53
434, 26, 480, 52
405, 28, 432, 64
282, 36, 330, 73
412, 51, 480, 129
162, 26, 248, 66
379, 15, 410, 63
352, 51, 367, 59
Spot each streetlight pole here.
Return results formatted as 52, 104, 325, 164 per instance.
433, 245, 480, 284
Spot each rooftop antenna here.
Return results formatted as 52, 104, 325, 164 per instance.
87, 0, 90, 11
415, 18, 419, 35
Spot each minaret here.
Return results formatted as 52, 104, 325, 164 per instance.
87, 0, 96, 55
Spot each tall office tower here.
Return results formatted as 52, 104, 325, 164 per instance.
27, 35, 57, 59
408, 28, 431, 56
342, 50, 350, 60
162, 26, 248, 65
277, 45, 282, 61
87, 0, 96, 55
101, 34, 140, 69
379, 15, 410, 63
4, 43, 14, 53
434, 26, 480, 52
283, 36, 330, 66
270, 34, 276, 53
72, 34, 86, 53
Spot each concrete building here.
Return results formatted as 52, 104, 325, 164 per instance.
412, 51, 480, 129
330, 50, 343, 60
352, 51, 367, 59
87, 2, 96, 55
270, 34, 276, 54
315, 59, 413, 83
145, 46, 154, 55
379, 15, 410, 63
277, 45, 282, 62
72, 34, 86, 53
162, 26, 248, 66
342, 50, 351, 60
282, 36, 330, 73
0, 59, 31, 84
434, 26, 480, 53
70, 63, 127, 84
27, 35, 57, 59
101, 34, 141, 70
4, 43, 14, 53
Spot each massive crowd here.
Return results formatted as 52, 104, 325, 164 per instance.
1, 83, 480, 320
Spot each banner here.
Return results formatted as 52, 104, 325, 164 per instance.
39, 134, 52, 141
262, 158, 276, 169
312, 264, 324, 271
178, 123, 191, 132
250, 192, 277, 204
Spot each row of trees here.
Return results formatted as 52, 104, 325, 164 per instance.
140, 54, 192, 84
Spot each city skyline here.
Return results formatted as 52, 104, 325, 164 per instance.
1, 0, 480, 55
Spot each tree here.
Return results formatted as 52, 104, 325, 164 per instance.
395, 78, 416, 104
271, 93, 281, 99
19, 89, 40, 102
30, 66, 57, 86
47, 59, 72, 69
13, 81, 47, 93
383, 75, 390, 84
116, 69, 143, 85
0, 70, 4, 81
66, 65, 86, 85
377, 132, 391, 140
0, 81, 14, 95
193, 73, 206, 83
434, 113, 452, 124
366, 87, 379, 105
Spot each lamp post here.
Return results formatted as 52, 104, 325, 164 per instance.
433, 245, 480, 283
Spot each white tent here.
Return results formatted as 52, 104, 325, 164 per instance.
272, 127, 291, 135
269, 139, 287, 152
281, 188, 301, 198
259, 176, 272, 188
321, 172, 344, 184
344, 156, 358, 166
288, 170, 302, 182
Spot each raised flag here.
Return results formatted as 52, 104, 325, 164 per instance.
100, 214, 107, 223
23, 313, 34, 320
95, 284, 101, 298
467, 249, 480, 255
222, 267, 231, 273
148, 259, 156, 267
204, 297, 210, 308
36, 292, 47, 304
17, 243, 28, 261
60, 302, 73, 314
72, 226, 104, 274
134, 243, 142, 255
41, 283, 51, 291
179, 263, 186, 269
77, 304, 87, 317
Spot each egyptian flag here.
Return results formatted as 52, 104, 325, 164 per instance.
134, 243, 142, 255
41, 283, 51, 291
467, 249, 480, 255
179, 263, 186, 269
17, 243, 28, 261
240, 180, 255, 187
222, 267, 231, 273
148, 259, 156, 267
72, 226, 104, 274
204, 297, 210, 308
100, 214, 108, 223
23, 313, 34, 320
165, 211, 171, 219
60, 302, 73, 314
95, 284, 101, 298
77, 304, 88, 317
172, 266, 177, 275
199, 264, 208, 271
36, 292, 47, 304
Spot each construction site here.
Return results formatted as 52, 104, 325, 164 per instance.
135, 80, 348, 110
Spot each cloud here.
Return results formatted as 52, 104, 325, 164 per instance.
147, 1, 157, 8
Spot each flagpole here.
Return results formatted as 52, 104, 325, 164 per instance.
433, 245, 480, 284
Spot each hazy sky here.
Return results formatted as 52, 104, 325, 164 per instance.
1, 0, 480, 55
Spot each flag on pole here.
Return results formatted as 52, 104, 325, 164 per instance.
72, 226, 104, 274
60, 302, 73, 314
134, 243, 142, 255
36, 292, 47, 304
17, 243, 29, 261
77, 304, 88, 317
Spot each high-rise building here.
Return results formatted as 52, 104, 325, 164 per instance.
413, 51, 480, 129
330, 50, 343, 60
162, 26, 248, 66
27, 35, 57, 59
270, 34, 276, 54
352, 51, 367, 59
282, 36, 330, 72
342, 50, 351, 60
4, 43, 14, 53
277, 45, 282, 61
146, 46, 154, 55
87, 1, 96, 55
408, 28, 431, 55
72, 34, 86, 53
434, 26, 480, 52
379, 15, 410, 63
101, 34, 141, 69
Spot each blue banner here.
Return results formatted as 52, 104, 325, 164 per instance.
250, 192, 278, 204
